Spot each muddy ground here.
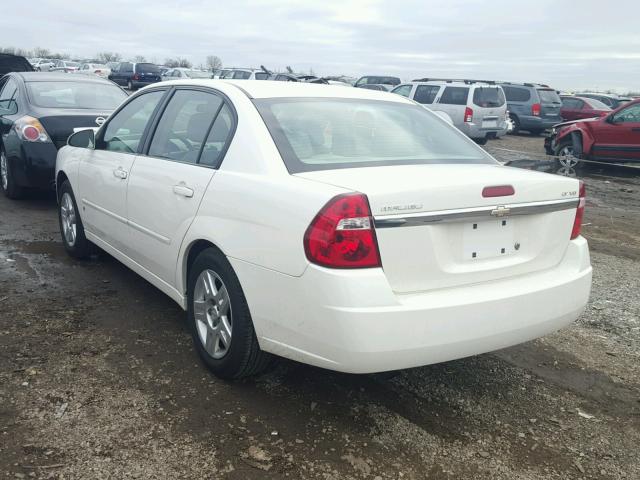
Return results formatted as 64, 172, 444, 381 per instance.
1, 134, 639, 479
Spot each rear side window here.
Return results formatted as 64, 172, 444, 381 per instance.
438, 87, 469, 105
254, 72, 269, 80
0, 78, 19, 113
414, 85, 439, 104
200, 104, 234, 167
502, 86, 530, 102
100, 90, 165, 153
148, 90, 223, 163
561, 97, 582, 109
472, 87, 505, 108
120, 63, 133, 73
136, 63, 159, 74
232, 71, 251, 79
537, 89, 561, 104
585, 98, 611, 110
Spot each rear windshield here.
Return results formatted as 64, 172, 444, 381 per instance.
537, 89, 561, 104
584, 98, 611, 110
473, 87, 505, 108
184, 70, 211, 79
135, 63, 160, 74
27, 81, 127, 109
254, 98, 495, 173
359, 76, 401, 86
502, 86, 530, 102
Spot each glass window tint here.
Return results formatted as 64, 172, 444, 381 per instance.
584, 98, 610, 110
200, 104, 234, 167
136, 63, 160, 74
0, 79, 18, 102
472, 87, 505, 108
254, 72, 269, 80
392, 85, 413, 97
439, 87, 469, 105
414, 85, 440, 104
613, 104, 640, 123
233, 71, 251, 79
149, 90, 223, 163
255, 98, 494, 173
26, 82, 127, 109
121, 63, 133, 73
561, 97, 581, 109
502, 86, 531, 102
101, 90, 164, 153
537, 89, 561, 104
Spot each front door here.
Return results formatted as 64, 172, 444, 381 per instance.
592, 103, 640, 161
126, 88, 234, 287
78, 89, 166, 253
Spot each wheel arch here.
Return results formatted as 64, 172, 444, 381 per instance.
56, 170, 69, 202
181, 239, 226, 297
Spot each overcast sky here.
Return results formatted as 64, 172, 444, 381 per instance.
3, 0, 640, 92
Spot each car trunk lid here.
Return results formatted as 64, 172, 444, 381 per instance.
38, 110, 110, 149
296, 164, 580, 293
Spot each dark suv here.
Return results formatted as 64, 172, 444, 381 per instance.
108, 62, 162, 90
498, 82, 562, 134
0, 54, 34, 76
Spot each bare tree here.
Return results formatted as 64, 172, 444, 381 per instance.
97, 52, 122, 63
206, 55, 222, 71
133, 55, 147, 63
165, 57, 192, 68
33, 47, 51, 58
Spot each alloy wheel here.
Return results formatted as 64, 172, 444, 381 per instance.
558, 146, 579, 168
193, 269, 233, 359
0, 150, 7, 191
60, 192, 77, 247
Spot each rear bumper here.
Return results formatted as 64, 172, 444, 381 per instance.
518, 115, 561, 131
460, 120, 508, 139
233, 237, 592, 373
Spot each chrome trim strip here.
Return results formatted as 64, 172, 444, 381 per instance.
82, 198, 128, 225
374, 198, 579, 228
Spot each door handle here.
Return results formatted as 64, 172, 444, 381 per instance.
173, 185, 194, 198
113, 167, 128, 179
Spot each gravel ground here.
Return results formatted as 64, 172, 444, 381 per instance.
1, 134, 638, 479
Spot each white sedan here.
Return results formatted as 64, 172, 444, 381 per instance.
76, 63, 111, 78
55, 81, 592, 379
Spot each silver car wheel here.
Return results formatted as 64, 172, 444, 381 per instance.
0, 150, 8, 190
193, 269, 232, 359
558, 146, 579, 168
60, 192, 77, 247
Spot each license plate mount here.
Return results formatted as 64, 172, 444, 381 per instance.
463, 219, 514, 260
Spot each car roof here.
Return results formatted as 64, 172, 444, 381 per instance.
158, 79, 415, 103
13, 72, 115, 84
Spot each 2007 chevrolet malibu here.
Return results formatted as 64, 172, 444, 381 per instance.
55, 80, 592, 379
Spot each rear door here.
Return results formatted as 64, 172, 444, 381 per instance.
125, 88, 235, 286
501, 85, 530, 119
412, 84, 440, 105
78, 89, 166, 253
592, 103, 640, 161
471, 86, 506, 129
536, 88, 562, 123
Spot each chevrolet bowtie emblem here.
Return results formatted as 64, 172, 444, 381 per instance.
491, 206, 511, 217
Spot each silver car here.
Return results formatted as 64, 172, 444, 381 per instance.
392, 79, 508, 144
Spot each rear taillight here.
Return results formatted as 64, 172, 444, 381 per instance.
304, 193, 381, 269
570, 181, 586, 240
133, 73, 140, 80
95, 69, 102, 73
464, 107, 473, 123
532, 103, 541, 116
14, 116, 52, 143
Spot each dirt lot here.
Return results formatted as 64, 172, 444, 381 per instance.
1, 134, 639, 479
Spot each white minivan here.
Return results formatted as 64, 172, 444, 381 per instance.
392, 79, 509, 144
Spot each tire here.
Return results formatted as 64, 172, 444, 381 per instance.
0, 146, 24, 199
127, 80, 135, 91
187, 248, 272, 379
57, 180, 94, 258
554, 140, 581, 168
474, 137, 488, 145
509, 114, 520, 134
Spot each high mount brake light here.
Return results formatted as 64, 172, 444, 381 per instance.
482, 185, 515, 197
570, 181, 586, 240
304, 193, 381, 269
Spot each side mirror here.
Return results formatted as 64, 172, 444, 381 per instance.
68, 128, 95, 149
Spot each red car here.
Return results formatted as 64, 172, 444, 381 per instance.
545, 98, 640, 166
560, 95, 611, 121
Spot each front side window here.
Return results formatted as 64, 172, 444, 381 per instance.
413, 85, 440, 104
612, 103, 640, 123
99, 90, 165, 153
561, 97, 581, 109
438, 87, 469, 105
26, 81, 127, 109
148, 90, 223, 163
0, 79, 18, 113
255, 98, 495, 173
